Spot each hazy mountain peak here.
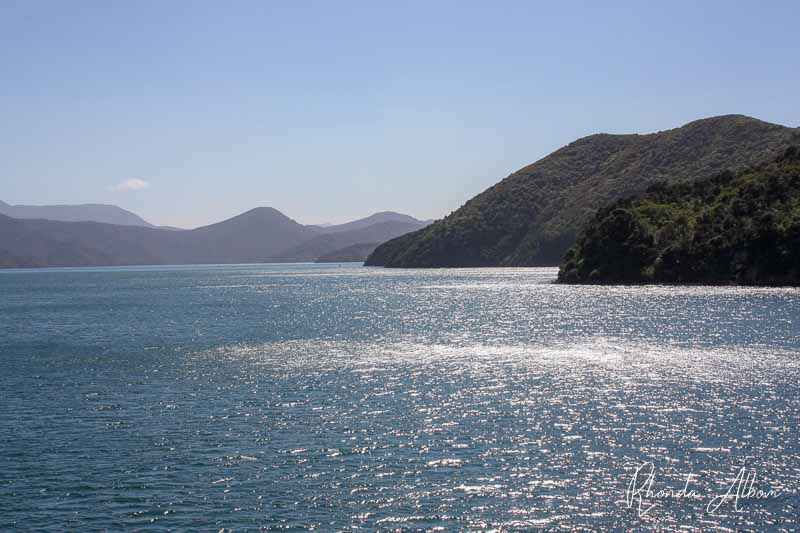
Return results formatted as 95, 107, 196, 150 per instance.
190, 206, 303, 235
318, 211, 425, 234
0, 201, 156, 227
245, 206, 283, 215
372, 210, 409, 217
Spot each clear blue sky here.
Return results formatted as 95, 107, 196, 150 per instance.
2, 1, 798, 228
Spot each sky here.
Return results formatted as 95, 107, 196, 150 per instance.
1, 1, 798, 228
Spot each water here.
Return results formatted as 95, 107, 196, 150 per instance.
1, 264, 798, 531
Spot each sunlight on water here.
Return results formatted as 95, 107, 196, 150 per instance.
0, 264, 798, 530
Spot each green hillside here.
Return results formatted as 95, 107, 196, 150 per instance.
366, 115, 799, 267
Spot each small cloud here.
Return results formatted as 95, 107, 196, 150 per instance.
112, 178, 150, 192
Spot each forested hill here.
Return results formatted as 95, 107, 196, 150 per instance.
366, 115, 799, 268
558, 147, 800, 285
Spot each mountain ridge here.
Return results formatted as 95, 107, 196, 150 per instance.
0, 207, 429, 268
0, 201, 159, 228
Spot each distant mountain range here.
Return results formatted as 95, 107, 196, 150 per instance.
366, 115, 800, 267
0, 206, 429, 268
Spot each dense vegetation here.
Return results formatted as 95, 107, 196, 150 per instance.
367, 115, 799, 267
558, 147, 800, 285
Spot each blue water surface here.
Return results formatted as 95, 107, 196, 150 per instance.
1, 264, 798, 530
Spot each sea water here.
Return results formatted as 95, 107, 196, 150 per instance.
1, 264, 798, 530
